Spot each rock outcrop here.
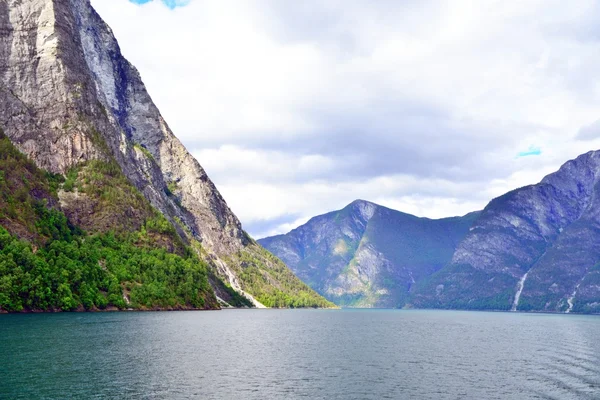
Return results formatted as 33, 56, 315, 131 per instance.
1, 0, 242, 253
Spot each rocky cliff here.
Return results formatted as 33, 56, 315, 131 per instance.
259, 200, 479, 307
0, 0, 332, 309
411, 151, 600, 313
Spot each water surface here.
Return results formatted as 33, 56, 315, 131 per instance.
1, 309, 599, 399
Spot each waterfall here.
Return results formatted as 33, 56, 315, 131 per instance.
566, 281, 583, 314
511, 272, 529, 312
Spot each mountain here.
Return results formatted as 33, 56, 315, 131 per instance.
0, 0, 332, 311
259, 200, 479, 307
0, 131, 224, 311
411, 151, 600, 313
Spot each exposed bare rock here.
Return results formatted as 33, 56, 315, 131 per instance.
0, 0, 329, 308
411, 151, 600, 313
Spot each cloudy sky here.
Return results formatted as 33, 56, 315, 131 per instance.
91, 0, 600, 238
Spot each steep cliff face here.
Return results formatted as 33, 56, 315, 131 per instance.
259, 200, 479, 307
0, 0, 331, 309
0, 0, 243, 252
411, 151, 600, 313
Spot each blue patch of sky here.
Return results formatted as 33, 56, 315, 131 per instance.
129, 0, 190, 9
517, 146, 542, 158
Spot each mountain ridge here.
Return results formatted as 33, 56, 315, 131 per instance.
0, 0, 333, 310
259, 200, 479, 307
262, 149, 600, 314
410, 150, 600, 313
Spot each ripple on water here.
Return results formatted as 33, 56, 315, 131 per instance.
1, 310, 600, 400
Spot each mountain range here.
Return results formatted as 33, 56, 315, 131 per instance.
259, 201, 479, 307
3, 0, 600, 315
261, 151, 600, 313
411, 150, 600, 314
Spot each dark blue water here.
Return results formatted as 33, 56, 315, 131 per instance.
1, 309, 599, 399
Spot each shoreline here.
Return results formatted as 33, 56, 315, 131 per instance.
1, 306, 596, 315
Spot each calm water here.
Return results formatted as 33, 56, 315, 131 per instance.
1, 309, 599, 399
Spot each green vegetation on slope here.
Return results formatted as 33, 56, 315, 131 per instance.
229, 244, 337, 308
0, 224, 217, 312
0, 131, 63, 243
0, 131, 218, 312
60, 159, 159, 236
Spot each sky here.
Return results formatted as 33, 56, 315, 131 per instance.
91, 0, 600, 239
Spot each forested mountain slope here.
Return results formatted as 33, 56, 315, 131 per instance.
0, 0, 332, 310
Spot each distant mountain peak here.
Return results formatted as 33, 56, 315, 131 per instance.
346, 199, 378, 222
348, 199, 375, 206
259, 201, 478, 307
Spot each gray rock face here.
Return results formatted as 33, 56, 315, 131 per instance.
69, 0, 247, 256
1, 0, 243, 254
0, 0, 321, 308
1, 0, 106, 172
259, 200, 479, 307
411, 151, 600, 313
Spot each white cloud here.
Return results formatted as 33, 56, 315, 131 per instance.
193, 147, 336, 184
92, 0, 600, 237
577, 118, 600, 141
